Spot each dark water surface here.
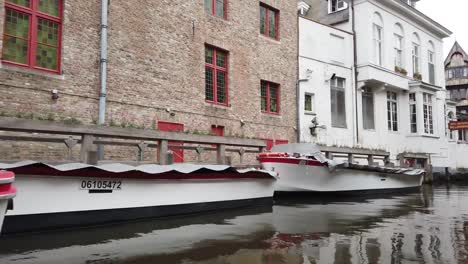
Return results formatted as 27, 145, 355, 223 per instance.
1, 185, 468, 264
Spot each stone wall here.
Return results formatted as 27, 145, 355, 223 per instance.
0, 0, 298, 162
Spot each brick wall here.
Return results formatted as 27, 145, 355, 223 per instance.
0, 0, 297, 162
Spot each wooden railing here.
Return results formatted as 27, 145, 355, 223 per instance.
321, 146, 391, 166
0, 117, 266, 165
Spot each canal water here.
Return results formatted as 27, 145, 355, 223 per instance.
1, 185, 468, 264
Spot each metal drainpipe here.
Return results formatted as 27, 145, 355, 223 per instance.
98, 0, 108, 126
296, 14, 303, 143
97, 0, 108, 159
351, 0, 359, 145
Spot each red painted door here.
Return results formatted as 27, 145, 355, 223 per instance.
264, 139, 274, 151
275, 139, 289, 146
158, 121, 184, 163
211, 125, 225, 136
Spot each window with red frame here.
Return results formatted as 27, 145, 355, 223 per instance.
261, 80, 280, 114
205, 46, 228, 105
2, 0, 62, 73
259, 3, 279, 39
204, 0, 227, 19
211, 125, 224, 136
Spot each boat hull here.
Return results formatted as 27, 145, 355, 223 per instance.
261, 160, 423, 193
0, 200, 7, 232
4, 175, 275, 234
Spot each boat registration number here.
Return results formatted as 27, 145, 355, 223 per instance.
80, 180, 122, 190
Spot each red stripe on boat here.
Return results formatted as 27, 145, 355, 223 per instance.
6, 164, 274, 180
258, 157, 326, 167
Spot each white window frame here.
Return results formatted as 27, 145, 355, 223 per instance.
428, 50, 435, 85
362, 88, 375, 130
394, 33, 403, 68
412, 43, 420, 74
331, 77, 347, 128
373, 24, 383, 66
304, 93, 315, 113
387, 91, 398, 132
409, 93, 417, 134
328, 0, 348, 14
447, 111, 456, 141
423, 93, 434, 135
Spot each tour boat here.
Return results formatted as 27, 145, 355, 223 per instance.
0, 161, 277, 234
0, 170, 16, 233
259, 143, 424, 193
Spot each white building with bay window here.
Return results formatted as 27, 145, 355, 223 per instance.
297, 0, 468, 171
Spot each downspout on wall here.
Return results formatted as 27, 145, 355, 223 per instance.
296, 13, 301, 143
98, 0, 108, 126
351, 0, 359, 145
296, 1, 311, 143
97, 0, 109, 159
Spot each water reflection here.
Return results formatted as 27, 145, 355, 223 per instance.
1, 185, 468, 263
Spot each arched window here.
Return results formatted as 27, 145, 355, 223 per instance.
428, 41, 435, 84
412, 33, 421, 77
394, 23, 404, 69
373, 13, 384, 66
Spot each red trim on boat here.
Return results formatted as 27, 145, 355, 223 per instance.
0, 170, 14, 181
6, 164, 274, 180
0, 183, 16, 195
259, 152, 289, 158
258, 157, 326, 167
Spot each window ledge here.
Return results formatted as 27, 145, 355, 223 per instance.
204, 101, 230, 110
331, 125, 348, 129
205, 12, 229, 23
363, 129, 376, 132
261, 112, 282, 118
421, 134, 439, 139
0, 62, 65, 80
259, 34, 280, 43
406, 134, 440, 139
304, 111, 316, 116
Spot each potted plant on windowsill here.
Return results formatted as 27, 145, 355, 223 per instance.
400, 68, 408, 76
413, 72, 422, 81
394, 66, 408, 76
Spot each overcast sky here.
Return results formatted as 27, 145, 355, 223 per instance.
418, 0, 465, 58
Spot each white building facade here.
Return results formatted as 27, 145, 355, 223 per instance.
298, 0, 468, 170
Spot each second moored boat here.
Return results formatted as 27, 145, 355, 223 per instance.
259, 143, 425, 194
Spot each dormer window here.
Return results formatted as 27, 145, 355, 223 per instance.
328, 0, 348, 14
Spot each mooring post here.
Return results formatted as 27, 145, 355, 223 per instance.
80, 134, 96, 164
239, 148, 245, 165
217, 144, 226, 165
367, 155, 374, 166
158, 140, 168, 165
196, 145, 204, 163
348, 153, 354, 164
137, 142, 148, 162
64, 137, 78, 160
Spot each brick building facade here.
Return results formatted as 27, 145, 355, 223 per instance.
0, 0, 298, 162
